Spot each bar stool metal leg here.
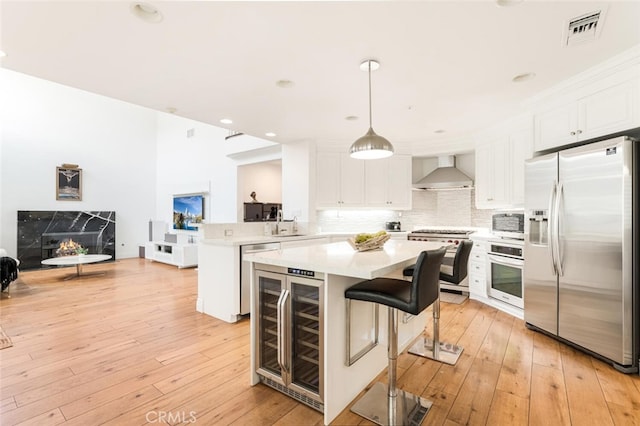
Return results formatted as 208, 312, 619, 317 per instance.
350, 307, 433, 426
408, 297, 463, 365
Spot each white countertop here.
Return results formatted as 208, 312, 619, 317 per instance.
243, 239, 449, 280
200, 234, 329, 246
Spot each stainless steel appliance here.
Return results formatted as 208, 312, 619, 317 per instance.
524, 136, 638, 373
491, 212, 525, 240
408, 229, 474, 292
487, 238, 524, 308
407, 229, 473, 247
254, 264, 324, 411
243, 202, 282, 222
385, 221, 401, 231
240, 242, 280, 315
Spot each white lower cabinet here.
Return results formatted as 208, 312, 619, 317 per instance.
468, 238, 488, 299
145, 241, 197, 268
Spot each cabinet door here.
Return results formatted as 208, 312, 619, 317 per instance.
468, 260, 487, 298
579, 80, 638, 141
534, 102, 578, 152
386, 155, 412, 208
476, 141, 508, 209
339, 155, 365, 206
364, 158, 389, 207
475, 143, 493, 209
492, 138, 509, 206
316, 152, 341, 207
509, 129, 529, 206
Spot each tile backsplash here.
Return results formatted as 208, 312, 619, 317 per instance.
317, 188, 493, 232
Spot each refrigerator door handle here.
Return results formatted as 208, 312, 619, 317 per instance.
554, 182, 564, 277
276, 289, 290, 378
548, 181, 558, 274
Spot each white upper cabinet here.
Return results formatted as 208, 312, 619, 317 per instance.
316, 152, 411, 209
475, 117, 532, 209
339, 155, 366, 206
475, 138, 509, 209
364, 155, 412, 209
534, 65, 640, 152
316, 152, 364, 208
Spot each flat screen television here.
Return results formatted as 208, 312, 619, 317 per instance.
173, 194, 204, 230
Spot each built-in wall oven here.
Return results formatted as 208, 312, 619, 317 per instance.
487, 239, 524, 309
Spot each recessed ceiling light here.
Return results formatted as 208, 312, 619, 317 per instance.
265, 132, 276, 137
345, 116, 359, 121
512, 72, 536, 83
434, 129, 446, 134
276, 80, 295, 88
0, 50, 7, 58
166, 107, 177, 114
130, 3, 163, 23
220, 118, 233, 124
496, 0, 524, 7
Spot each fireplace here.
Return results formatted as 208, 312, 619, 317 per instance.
17, 211, 116, 270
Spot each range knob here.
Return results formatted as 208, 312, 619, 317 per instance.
454, 240, 459, 244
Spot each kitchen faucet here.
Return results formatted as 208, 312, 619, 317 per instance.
275, 209, 283, 234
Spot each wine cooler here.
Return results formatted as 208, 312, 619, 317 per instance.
254, 264, 324, 412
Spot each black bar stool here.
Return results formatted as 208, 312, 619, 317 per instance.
344, 248, 446, 425
402, 240, 472, 365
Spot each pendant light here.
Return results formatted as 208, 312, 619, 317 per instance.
349, 59, 394, 159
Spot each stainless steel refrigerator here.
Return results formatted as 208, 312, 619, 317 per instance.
524, 136, 638, 373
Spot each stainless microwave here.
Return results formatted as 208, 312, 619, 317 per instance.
492, 212, 524, 240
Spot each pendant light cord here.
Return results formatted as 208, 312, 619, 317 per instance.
368, 60, 373, 129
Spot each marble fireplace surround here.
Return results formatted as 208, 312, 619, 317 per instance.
17, 211, 116, 270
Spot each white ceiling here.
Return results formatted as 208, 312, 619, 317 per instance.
2, 1, 640, 156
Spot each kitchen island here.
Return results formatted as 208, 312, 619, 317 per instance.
197, 234, 330, 322
243, 239, 447, 425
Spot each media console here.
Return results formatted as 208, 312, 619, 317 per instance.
145, 241, 197, 268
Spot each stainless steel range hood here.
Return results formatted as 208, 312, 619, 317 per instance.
413, 155, 473, 190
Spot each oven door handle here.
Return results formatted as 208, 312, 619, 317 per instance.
487, 254, 523, 268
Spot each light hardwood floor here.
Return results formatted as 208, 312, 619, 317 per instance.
1, 258, 639, 425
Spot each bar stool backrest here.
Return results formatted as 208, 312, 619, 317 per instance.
409, 248, 447, 314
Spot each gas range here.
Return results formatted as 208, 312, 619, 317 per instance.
408, 228, 474, 245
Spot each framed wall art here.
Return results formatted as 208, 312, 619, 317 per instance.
56, 164, 82, 201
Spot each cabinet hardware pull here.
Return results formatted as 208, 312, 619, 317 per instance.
277, 289, 290, 374
570, 131, 576, 136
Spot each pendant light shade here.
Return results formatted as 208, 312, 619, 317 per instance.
349, 59, 394, 159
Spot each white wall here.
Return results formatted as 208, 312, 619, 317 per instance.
282, 141, 316, 222
238, 160, 282, 204
155, 114, 239, 225
0, 69, 157, 258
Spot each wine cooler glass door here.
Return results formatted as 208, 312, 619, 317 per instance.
257, 272, 285, 379
290, 278, 323, 400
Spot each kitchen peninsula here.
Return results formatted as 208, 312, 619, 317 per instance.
244, 239, 447, 425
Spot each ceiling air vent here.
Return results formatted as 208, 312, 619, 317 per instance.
564, 10, 605, 46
